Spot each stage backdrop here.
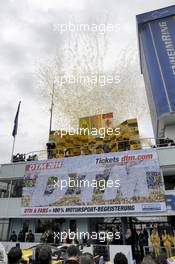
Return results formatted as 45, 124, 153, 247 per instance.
21, 149, 166, 216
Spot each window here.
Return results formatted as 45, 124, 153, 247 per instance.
0, 180, 10, 198
10, 179, 23, 197
35, 219, 61, 233
0, 179, 24, 198
164, 175, 175, 190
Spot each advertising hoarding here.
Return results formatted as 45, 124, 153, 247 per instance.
137, 5, 175, 136
21, 149, 166, 216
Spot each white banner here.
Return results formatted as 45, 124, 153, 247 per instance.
21, 149, 166, 215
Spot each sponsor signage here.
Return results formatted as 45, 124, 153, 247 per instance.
137, 5, 175, 136
21, 149, 166, 216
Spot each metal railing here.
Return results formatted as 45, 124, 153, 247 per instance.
11, 137, 175, 162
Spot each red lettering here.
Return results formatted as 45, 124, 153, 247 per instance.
25, 162, 62, 171
37, 208, 48, 213
24, 208, 33, 213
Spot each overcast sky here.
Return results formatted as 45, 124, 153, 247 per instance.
0, 0, 174, 164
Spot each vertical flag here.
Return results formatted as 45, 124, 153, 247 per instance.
12, 101, 21, 137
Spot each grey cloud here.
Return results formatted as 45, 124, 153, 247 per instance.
0, 104, 15, 142
0, 104, 15, 113
0, 103, 16, 121
31, 22, 63, 53
0, 43, 29, 66
15, 72, 37, 96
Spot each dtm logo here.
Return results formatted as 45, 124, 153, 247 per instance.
165, 195, 175, 210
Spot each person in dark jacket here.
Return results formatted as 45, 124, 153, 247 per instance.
65, 245, 80, 264
125, 229, 132, 245
80, 254, 94, 264
138, 229, 146, 260
26, 230, 35, 242
9, 231, 17, 242
18, 230, 25, 242
47, 230, 54, 244
38, 245, 52, 264
8, 247, 22, 264
114, 252, 128, 264
143, 228, 149, 253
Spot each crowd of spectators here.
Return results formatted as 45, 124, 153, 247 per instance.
157, 138, 175, 147
9, 230, 35, 243
0, 243, 172, 264
9, 225, 175, 263
8, 226, 174, 261
0, 243, 170, 264
12, 154, 38, 163
12, 154, 26, 163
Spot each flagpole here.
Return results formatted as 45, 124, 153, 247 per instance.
11, 136, 16, 163
49, 81, 55, 134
